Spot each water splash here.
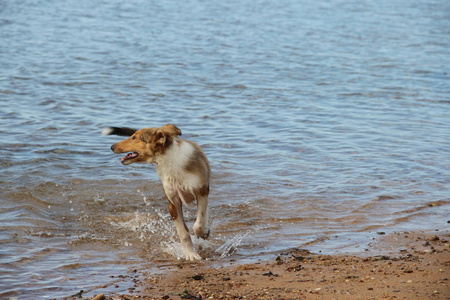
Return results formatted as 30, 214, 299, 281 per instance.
109, 210, 174, 242
215, 226, 262, 259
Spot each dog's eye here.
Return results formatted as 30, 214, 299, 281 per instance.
132, 136, 136, 140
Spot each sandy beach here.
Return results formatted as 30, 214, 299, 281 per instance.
76, 231, 449, 300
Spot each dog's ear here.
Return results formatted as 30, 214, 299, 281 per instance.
161, 124, 182, 137
155, 130, 167, 146
139, 128, 157, 143
154, 125, 181, 147
139, 125, 181, 146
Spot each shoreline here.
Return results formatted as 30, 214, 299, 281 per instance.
76, 231, 448, 299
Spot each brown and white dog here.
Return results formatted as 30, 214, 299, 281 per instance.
103, 124, 210, 260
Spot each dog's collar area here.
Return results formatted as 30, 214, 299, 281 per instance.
121, 152, 139, 164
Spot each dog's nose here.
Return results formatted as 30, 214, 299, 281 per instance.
110, 144, 115, 152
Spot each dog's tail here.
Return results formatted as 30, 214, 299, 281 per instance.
102, 127, 137, 137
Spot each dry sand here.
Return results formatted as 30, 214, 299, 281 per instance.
78, 231, 449, 300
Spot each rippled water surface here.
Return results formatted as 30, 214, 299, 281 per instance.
1, 0, 449, 298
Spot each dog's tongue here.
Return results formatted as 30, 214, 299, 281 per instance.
121, 152, 138, 162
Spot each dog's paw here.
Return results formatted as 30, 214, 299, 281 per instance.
194, 228, 210, 240
194, 223, 210, 240
185, 251, 202, 261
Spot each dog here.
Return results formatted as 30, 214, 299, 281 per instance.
102, 124, 210, 260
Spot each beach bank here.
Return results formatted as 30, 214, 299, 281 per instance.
81, 231, 449, 300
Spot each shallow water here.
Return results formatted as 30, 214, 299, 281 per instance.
1, 0, 449, 298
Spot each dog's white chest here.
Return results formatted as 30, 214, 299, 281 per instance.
156, 140, 201, 191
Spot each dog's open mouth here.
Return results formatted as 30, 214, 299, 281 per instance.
121, 152, 139, 164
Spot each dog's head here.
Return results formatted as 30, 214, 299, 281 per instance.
110, 124, 182, 165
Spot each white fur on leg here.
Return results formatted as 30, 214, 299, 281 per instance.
194, 197, 210, 239
172, 210, 202, 261
185, 248, 202, 261
179, 231, 202, 261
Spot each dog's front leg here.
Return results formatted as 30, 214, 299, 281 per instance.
167, 197, 202, 261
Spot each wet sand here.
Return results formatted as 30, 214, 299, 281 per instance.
80, 231, 449, 300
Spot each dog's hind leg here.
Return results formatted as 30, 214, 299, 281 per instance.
168, 199, 201, 261
193, 185, 210, 240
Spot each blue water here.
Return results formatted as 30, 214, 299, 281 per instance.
1, 0, 449, 298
